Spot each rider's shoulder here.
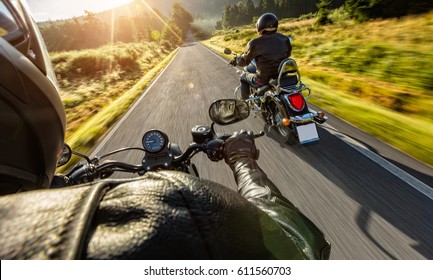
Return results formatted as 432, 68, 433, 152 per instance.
0, 171, 242, 259
273, 32, 291, 40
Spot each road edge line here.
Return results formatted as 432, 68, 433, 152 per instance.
322, 123, 433, 200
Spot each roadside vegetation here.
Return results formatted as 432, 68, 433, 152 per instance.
53, 41, 177, 172
47, 2, 193, 171
203, 9, 433, 166
53, 41, 176, 143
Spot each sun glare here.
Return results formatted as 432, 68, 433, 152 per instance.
106, 0, 132, 8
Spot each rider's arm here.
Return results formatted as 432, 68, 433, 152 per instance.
223, 131, 331, 259
237, 40, 256, 67
286, 35, 293, 57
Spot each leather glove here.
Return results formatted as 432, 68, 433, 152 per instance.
223, 130, 258, 167
229, 57, 237, 66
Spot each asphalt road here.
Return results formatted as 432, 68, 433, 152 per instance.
90, 41, 433, 260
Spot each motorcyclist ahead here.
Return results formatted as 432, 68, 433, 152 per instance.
0, 0, 330, 259
230, 13, 293, 100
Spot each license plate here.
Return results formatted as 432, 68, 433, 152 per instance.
296, 123, 319, 144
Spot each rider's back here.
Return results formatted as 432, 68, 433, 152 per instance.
247, 32, 292, 83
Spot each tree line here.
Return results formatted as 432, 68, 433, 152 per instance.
217, 0, 344, 29
218, 0, 433, 29
39, 2, 193, 52
344, 0, 433, 21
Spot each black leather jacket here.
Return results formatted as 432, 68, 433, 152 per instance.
237, 32, 292, 83
0, 157, 330, 260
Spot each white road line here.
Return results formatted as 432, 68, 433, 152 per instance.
322, 123, 433, 200
90, 51, 180, 157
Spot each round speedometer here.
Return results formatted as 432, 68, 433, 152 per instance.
142, 130, 167, 153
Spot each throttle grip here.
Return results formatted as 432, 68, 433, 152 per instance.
206, 138, 225, 162
68, 164, 94, 184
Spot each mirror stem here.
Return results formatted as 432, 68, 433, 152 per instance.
210, 122, 216, 135
72, 150, 92, 164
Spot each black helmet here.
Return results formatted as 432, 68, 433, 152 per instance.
256, 13, 278, 35
0, 0, 66, 194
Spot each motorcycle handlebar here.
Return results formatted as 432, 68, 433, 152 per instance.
66, 131, 265, 184
67, 161, 144, 184
173, 143, 206, 163
95, 161, 143, 172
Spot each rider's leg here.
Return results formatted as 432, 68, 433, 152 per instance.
240, 73, 257, 100
240, 81, 250, 100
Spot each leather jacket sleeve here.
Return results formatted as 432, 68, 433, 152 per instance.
237, 40, 255, 67
230, 157, 331, 260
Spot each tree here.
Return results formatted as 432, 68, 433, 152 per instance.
239, 0, 257, 24
169, 2, 193, 40
345, 0, 433, 21
257, 0, 277, 14
115, 16, 134, 43
221, 4, 234, 29
275, 0, 289, 19
161, 22, 182, 46
215, 20, 223, 30
82, 10, 104, 47
245, 0, 256, 16
316, 0, 332, 25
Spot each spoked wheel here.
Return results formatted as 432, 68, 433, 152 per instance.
272, 101, 297, 145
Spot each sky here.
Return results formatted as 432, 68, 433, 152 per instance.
26, 0, 133, 22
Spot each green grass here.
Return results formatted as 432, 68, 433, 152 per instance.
54, 41, 178, 172
304, 77, 433, 164
203, 11, 433, 167
52, 41, 175, 136
66, 50, 178, 149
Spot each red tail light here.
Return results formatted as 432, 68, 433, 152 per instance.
288, 93, 305, 111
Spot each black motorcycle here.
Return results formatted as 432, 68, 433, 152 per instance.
225, 48, 327, 145
55, 99, 263, 186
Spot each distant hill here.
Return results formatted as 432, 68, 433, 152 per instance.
94, 0, 240, 22
132, 0, 240, 17
37, 0, 239, 25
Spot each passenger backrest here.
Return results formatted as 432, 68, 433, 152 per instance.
277, 58, 300, 88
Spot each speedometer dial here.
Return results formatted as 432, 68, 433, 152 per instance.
142, 130, 167, 153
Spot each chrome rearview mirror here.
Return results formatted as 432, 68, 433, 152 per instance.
56, 144, 72, 167
209, 99, 250, 125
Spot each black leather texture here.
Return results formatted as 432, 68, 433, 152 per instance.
237, 32, 292, 83
0, 169, 330, 259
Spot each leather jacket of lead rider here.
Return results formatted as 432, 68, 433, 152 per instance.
236, 32, 293, 84
0, 132, 331, 260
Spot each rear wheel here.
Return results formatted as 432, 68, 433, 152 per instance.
273, 101, 297, 145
